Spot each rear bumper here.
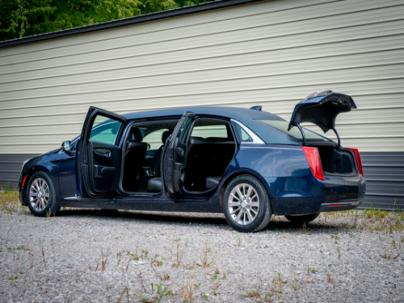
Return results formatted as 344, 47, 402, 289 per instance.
270, 174, 365, 215
320, 199, 362, 212
320, 174, 365, 212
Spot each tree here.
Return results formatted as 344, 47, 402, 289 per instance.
0, 0, 209, 41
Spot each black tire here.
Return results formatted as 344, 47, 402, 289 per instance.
26, 171, 60, 217
285, 213, 319, 226
223, 174, 272, 232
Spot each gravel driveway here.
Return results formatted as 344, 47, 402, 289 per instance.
0, 209, 403, 303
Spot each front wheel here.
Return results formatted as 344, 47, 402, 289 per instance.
223, 175, 272, 232
285, 213, 319, 226
26, 171, 60, 217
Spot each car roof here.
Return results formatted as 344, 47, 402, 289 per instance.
123, 105, 299, 145
123, 105, 281, 123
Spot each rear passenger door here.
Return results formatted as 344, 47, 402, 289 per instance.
77, 107, 127, 197
162, 112, 195, 196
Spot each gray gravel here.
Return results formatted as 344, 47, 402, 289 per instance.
0, 209, 403, 303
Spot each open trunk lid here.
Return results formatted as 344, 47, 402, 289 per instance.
288, 91, 356, 146
288, 91, 363, 177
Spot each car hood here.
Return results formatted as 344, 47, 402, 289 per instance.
288, 91, 356, 133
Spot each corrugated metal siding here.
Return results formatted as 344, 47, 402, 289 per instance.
1, 0, 404, 153
0, 154, 35, 187
361, 152, 404, 210
0, 0, 403, 209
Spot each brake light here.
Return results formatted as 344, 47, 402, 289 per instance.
302, 146, 324, 181
346, 147, 364, 176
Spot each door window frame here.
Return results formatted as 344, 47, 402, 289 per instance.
77, 107, 127, 198
180, 115, 238, 195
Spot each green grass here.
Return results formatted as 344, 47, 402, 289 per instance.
364, 209, 389, 219
0, 190, 21, 213
322, 209, 404, 233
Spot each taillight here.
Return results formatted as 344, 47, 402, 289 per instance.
346, 147, 364, 176
302, 146, 324, 181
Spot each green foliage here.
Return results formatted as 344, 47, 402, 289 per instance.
0, 0, 209, 41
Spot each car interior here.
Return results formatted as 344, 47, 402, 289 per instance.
183, 118, 236, 192
120, 117, 236, 194
121, 120, 176, 193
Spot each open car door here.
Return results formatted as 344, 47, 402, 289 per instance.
288, 91, 356, 146
162, 112, 195, 196
77, 107, 127, 197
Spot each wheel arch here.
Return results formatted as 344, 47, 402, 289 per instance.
218, 168, 274, 211
21, 166, 59, 205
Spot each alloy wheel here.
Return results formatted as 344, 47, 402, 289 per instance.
29, 177, 50, 212
228, 183, 260, 225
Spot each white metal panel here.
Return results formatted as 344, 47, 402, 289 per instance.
0, 0, 404, 153
0, 0, 402, 65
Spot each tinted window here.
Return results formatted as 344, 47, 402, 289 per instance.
90, 115, 122, 145
232, 122, 253, 143
191, 124, 229, 139
143, 128, 169, 150
260, 119, 332, 143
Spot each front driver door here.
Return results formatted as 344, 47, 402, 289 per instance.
162, 112, 195, 196
77, 107, 127, 197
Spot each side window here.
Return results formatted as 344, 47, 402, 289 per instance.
143, 128, 168, 150
89, 115, 122, 145
191, 120, 230, 139
232, 121, 253, 143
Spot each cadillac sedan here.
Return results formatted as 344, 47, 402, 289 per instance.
19, 91, 365, 232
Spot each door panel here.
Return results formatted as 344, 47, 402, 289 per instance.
89, 141, 121, 193
162, 112, 194, 196
77, 106, 127, 197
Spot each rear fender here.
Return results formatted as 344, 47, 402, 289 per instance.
217, 168, 275, 211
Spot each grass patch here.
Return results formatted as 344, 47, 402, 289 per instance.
364, 209, 388, 219
0, 190, 21, 213
322, 209, 404, 233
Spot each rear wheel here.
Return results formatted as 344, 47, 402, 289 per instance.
223, 175, 271, 232
285, 213, 319, 226
26, 171, 59, 217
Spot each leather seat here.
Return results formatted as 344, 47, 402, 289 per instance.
123, 127, 147, 191
147, 129, 172, 192
147, 177, 162, 192
150, 130, 171, 176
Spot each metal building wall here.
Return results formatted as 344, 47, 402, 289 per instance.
0, 0, 403, 209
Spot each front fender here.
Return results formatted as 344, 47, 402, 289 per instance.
19, 150, 63, 205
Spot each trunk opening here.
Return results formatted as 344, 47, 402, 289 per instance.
315, 145, 356, 175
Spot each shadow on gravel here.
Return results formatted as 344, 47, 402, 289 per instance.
265, 220, 349, 233
55, 209, 349, 233
57, 209, 228, 226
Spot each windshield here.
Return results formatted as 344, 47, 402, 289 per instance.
260, 119, 333, 143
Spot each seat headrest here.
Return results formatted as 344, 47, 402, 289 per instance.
162, 130, 172, 144
130, 127, 143, 142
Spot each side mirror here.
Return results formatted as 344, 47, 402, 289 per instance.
62, 140, 72, 153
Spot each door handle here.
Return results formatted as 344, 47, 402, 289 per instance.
94, 149, 111, 158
